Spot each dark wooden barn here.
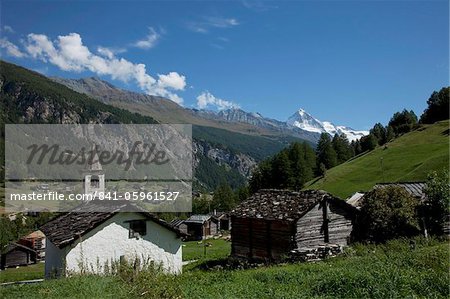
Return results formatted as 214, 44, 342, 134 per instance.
0, 243, 37, 269
209, 211, 231, 231
182, 215, 218, 240
230, 189, 358, 261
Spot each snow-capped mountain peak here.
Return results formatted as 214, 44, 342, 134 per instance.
287, 108, 368, 141
287, 109, 324, 134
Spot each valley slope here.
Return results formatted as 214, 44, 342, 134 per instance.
305, 120, 449, 198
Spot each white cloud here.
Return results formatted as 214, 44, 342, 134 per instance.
187, 16, 239, 34
3, 25, 15, 33
97, 46, 126, 59
0, 38, 26, 58
157, 72, 186, 90
186, 22, 208, 34
23, 32, 185, 104
205, 17, 239, 28
196, 91, 239, 110
133, 27, 161, 49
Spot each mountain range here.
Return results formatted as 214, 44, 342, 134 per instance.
52, 77, 368, 142
0, 61, 306, 191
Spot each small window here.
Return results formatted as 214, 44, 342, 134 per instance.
129, 220, 146, 238
90, 175, 100, 188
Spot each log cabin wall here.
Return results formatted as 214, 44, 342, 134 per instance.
295, 201, 354, 250
1, 247, 36, 268
295, 203, 325, 250
209, 220, 218, 236
231, 216, 295, 261
327, 202, 354, 246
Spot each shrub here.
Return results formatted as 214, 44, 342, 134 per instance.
357, 186, 420, 242
422, 169, 450, 235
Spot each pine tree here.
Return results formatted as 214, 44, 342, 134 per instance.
388, 109, 418, 136
370, 123, 387, 145
420, 87, 450, 124
332, 133, 353, 164
287, 143, 305, 190
301, 141, 316, 183
249, 159, 273, 193
212, 183, 237, 211
385, 125, 395, 142
272, 150, 293, 189
360, 133, 378, 151
316, 133, 337, 170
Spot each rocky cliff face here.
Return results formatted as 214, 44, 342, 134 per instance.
193, 140, 257, 178
1, 79, 83, 124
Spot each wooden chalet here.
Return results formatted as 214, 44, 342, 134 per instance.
230, 189, 358, 262
1, 243, 37, 269
183, 215, 218, 240
209, 211, 231, 231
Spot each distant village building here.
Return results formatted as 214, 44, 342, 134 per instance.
41, 210, 185, 277
169, 212, 231, 242
183, 215, 218, 240
18, 230, 46, 260
230, 189, 358, 262
170, 219, 188, 236
0, 243, 37, 269
209, 211, 231, 231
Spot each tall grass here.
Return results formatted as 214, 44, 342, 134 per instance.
2, 238, 449, 299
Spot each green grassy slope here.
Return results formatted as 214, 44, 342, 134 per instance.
305, 120, 449, 198
2, 240, 448, 298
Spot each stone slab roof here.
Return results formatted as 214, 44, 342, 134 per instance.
170, 219, 185, 227
375, 182, 426, 199
231, 189, 353, 222
184, 214, 213, 224
41, 204, 185, 249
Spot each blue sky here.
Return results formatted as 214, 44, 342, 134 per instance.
1, 0, 448, 129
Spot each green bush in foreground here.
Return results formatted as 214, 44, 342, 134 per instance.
423, 169, 450, 235
357, 185, 421, 242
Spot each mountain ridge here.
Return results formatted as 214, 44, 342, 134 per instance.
52, 76, 368, 142
52, 76, 319, 143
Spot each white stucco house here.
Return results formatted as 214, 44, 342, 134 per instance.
41, 210, 185, 278
41, 144, 186, 278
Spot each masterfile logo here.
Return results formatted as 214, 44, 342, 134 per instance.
5, 124, 192, 213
